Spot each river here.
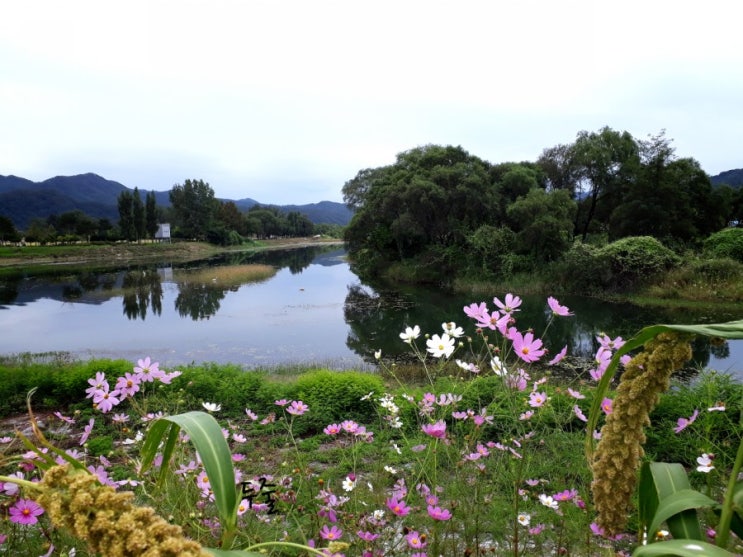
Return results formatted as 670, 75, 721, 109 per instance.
1, 245, 742, 379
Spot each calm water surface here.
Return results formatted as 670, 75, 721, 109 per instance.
1, 246, 742, 379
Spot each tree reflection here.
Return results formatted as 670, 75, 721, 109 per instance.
122, 270, 163, 320
174, 282, 232, 320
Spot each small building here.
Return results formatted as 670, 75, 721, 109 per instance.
155, 223, 171, 243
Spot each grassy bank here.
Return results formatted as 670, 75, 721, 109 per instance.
0, 324, 741, 555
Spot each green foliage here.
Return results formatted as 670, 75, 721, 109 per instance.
599, 236, 681, 289
291, 369, 384, 433
86, 435, 113, 456
169, 179, 219, 241
704, 228, 743, 262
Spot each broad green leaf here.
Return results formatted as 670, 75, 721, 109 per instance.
141, 411, 238, 536
648, 489, 717, 538
586, 320, 743, 460
632, 539, 734, 556
639, 462, 703, 541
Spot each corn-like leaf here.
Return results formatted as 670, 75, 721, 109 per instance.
586, 320, 743, 460
639, 462, 703, 541
648, 489, 716, 539
632, 539, 734, 556
141, 411, 238, 537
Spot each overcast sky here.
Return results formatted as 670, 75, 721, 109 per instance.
1, 1, 741, 205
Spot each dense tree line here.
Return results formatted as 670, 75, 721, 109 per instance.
0, 179, 323, 245
343, 128, 741, 283
167, 179, 317, 245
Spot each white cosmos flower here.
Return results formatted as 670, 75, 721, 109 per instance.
399, 325, 421, 344
426, 333, 455, 358
539, 494, 559, 510
442, 322, 464, 338
342, 477, 356, 492
374, 349, 382, 360
517, 513, 531, 526
490, 356, 507, 376
696, 453, 715, 473
384, 465, 397, 474
202, 402, 221, 413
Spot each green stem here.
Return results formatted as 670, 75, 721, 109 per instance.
0, 475, 44, 492
715, 433, 743, 548
242, 541, 327, 555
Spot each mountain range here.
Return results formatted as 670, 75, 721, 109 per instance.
0, 173, 353, 230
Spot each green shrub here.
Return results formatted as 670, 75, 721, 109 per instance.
291, 370, 384, 434
551, 241, 610, 293
703, 227, 743, 262
598, 236, 680, 289
688, 257, 743, 282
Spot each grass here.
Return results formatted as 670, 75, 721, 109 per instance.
172, 264, 277, 287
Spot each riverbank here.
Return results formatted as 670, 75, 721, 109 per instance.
0, 237, 344, 269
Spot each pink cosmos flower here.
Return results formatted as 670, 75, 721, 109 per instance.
528, 391, 548, 408
80, 418, 95, 445
274, 399, 289, 407
9, 499, 44, 525
597, 334, 625, 351
134, 357, 162, 382
357, 531, 379, 542
115, 372, 141, 398
53, 411, 75, 424
553, 489, 578, 501
85, 372, 108, 399
573, 405, 588, 422
323, 423, 341, 435
386, 496, 411, 516
340, 420, 359, 433
286, 400, 309, 415
601, 398, 613, 415
405, 531, 427, 549
319, 524, 343, 540
93, 387, 122, 413
547, 296, 572, 316
245, 408, 258, 421
567, 388, 585, 399
511, 331, 546, 363
476, 310, 511, 333
529, 524, 546, 535
421, 420, 447, 438
519, 410, 534, 421
463, 302, 488, 321
674, 409, 699, 433
548, 345, 568, 365
494, 293, 522, 314
427, 504, 452, 520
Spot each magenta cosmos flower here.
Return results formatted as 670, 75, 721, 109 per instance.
405, 530, 427, 549
386, 496, 411, 517
319, 524, 343, 540
9, 499, 44, 525
421, 420, 447, 438
547, 296, 572, 316
286, 400, 309, 415
511, 331, 546, 363
427, 504, 452, 520
674, 409, 699, 433
494, 293, 522, 314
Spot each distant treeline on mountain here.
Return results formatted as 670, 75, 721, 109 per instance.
710, 168, 743, 189
0, 173, 353, 230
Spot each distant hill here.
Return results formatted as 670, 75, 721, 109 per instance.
710, 168, 743, 189
0, 173, 352, 230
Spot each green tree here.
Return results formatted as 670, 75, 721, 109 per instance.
117, 190, 135, 241
169, 179, 219, 241
572, 127, 640, 240
215, 201, 246, 236
25, 218, 56, 244
506, 189, 577, 262
0, 215, 20, 243
132, 187, 146, 242
145, 191, 159, 239
343, 144, 498, 276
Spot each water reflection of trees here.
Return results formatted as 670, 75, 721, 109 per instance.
122, 270, 164, 320
174, 282, 234, 320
